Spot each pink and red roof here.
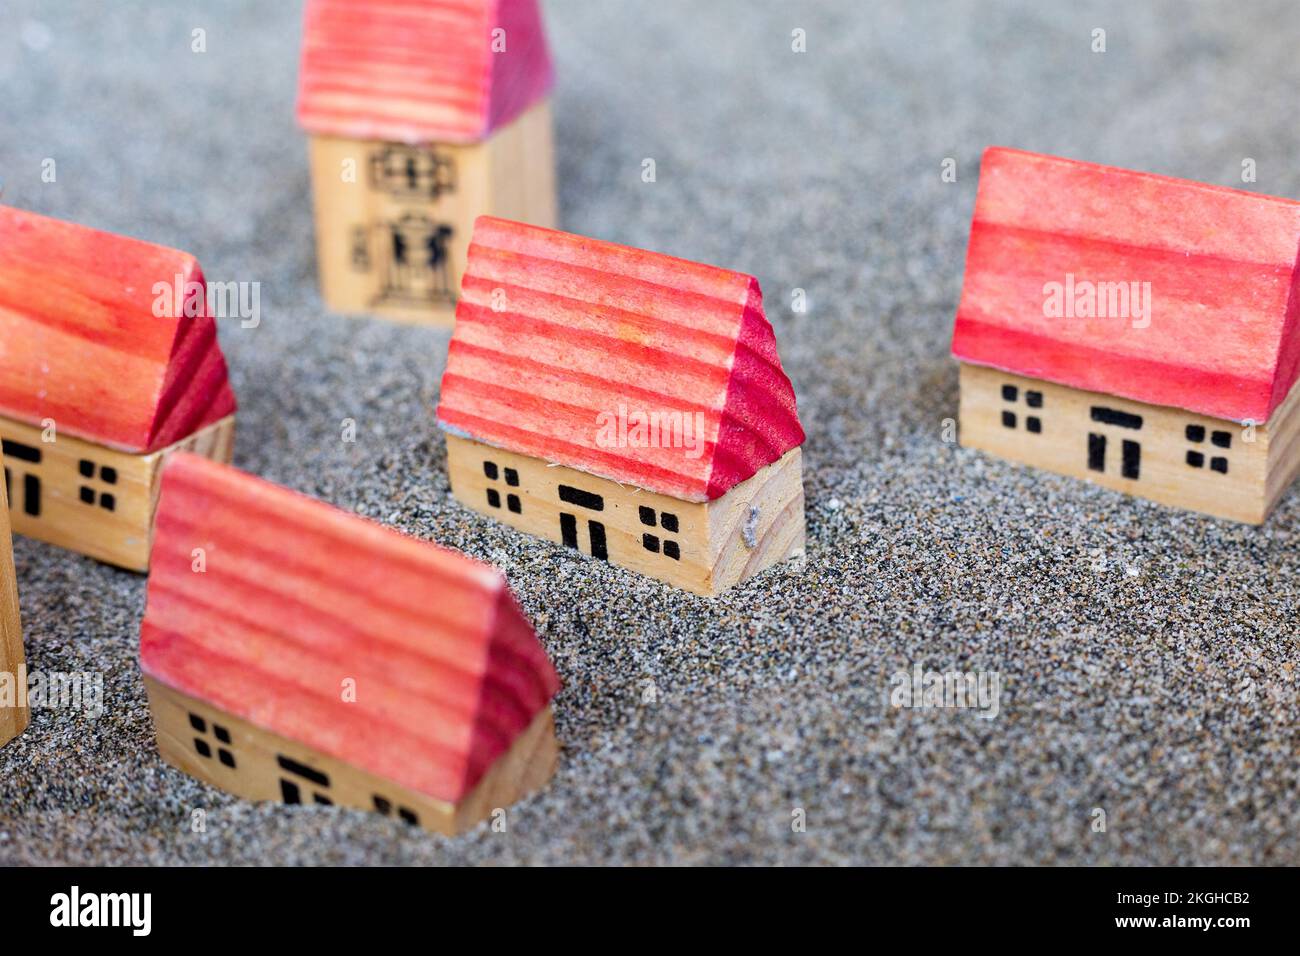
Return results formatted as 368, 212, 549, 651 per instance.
0, 207, 237, 453
952, 148, 1300, 423
139, 453, 559, 805
436, 217, 806, 502
296, 0, 554, 145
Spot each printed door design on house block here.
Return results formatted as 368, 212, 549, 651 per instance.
2, 437, 43, 519
1086, 404, 1144, 481
557, 483, 608, 560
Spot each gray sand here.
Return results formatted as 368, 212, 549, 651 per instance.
1, 0, 1297, 865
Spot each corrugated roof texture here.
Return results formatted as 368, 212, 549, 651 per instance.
139, 453, 559, 804
296, 0, 554, 144
0, 206, 236, 452
436, 217, 805, 501
952, 147, 1300, 423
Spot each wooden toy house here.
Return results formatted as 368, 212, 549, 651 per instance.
953, 148, 1300, 524
297, 0, 557, 325
0, 479, 26, 750
139, 453, 560, 834
438, 217, 807, 596
0, 207, 237, 571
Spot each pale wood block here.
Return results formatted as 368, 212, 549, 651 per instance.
446, 435, 805, 595
145, 676, 557, 835
707, 448, 806, 593
1, 414, 235, 571
309, 99, 556, 327
959, 363, 1275, 523
1263, 371, 1300, 515
0, 477, 26, 749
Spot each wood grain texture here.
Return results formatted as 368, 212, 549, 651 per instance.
0, 476, 26, 749
309, 99, 555, 326
952, 147, 1300, 424
146, 677, 557, 835
1, 414, 234, 571
297, 0, 554, 146
139, 453, 560, 804
447, 434, 804, 594
1263, 367, 1300, 515
437, 216, 805, 500
959, 362, 1283, 523
0, 206, 238, 453
706, 447, 806, 592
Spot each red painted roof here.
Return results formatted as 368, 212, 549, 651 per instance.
952, 148, 1300, 423
0, 207, 237, 453
436, 217, 806, 501
296, 0, 553, 145
139, 453, 559, 805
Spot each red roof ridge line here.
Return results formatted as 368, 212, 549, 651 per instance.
986, 146, 1300, 210
467, 232, 755, 311
971, 218, 1298, 274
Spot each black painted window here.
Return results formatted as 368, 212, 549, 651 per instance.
558, 484, 604, 511
373, 794, 420, 826
3, 440, 43, 518
190, 713, 236, 769
1121, 439, 1141, 480
1088, 433, 1106, 473
639, 509, 681, 559
485, 461, 521, 514
1186, 423, 1229, 474
1000, 384, 1042, 434
1090, 406, 1143, 430
77, 458, 118, 511
277, 754, 330, 805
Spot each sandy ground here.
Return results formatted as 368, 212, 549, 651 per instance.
0, 0, 1297, 865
